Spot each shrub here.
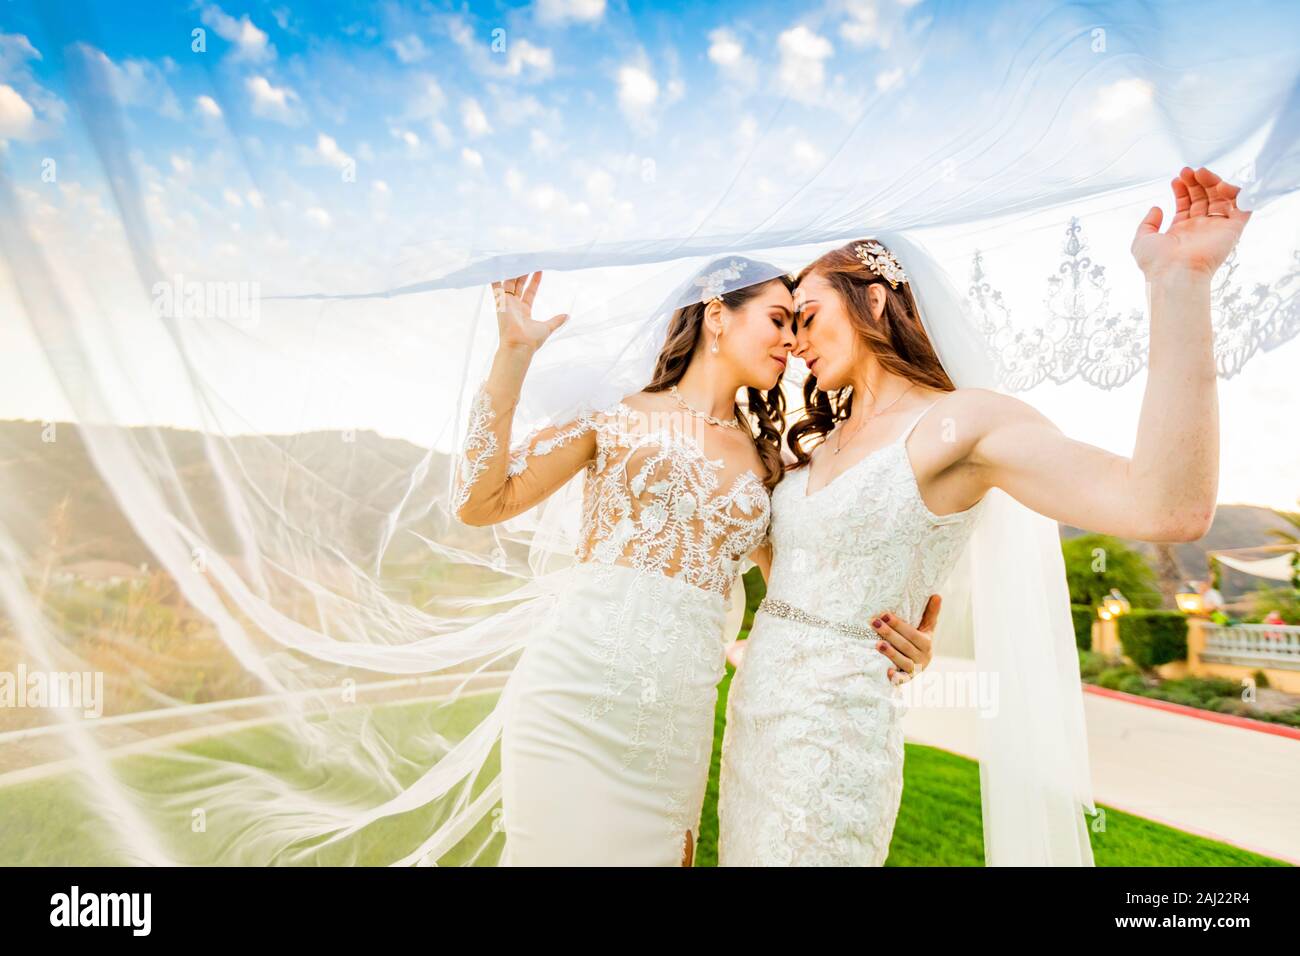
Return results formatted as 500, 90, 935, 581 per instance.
1095, 664, 1143, 691
1118, 609, 1188, 672
1077, 649, 1108, 679
1071, 604, 1095, 651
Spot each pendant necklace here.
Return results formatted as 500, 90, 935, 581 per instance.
833, 383, 915, 454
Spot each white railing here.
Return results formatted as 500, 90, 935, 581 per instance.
1201, 623, 1300, 670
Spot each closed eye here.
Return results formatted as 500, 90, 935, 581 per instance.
794, 298, 817, 332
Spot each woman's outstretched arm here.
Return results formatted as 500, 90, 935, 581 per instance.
453, 272, 596, 526
959, 166, 1249, 542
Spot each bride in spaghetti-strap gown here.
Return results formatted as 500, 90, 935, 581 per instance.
718, 399, 981, 865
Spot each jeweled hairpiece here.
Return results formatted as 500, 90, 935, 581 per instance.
695, 259, 747, 305
853, 241, 907, 289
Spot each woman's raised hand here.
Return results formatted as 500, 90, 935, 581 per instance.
491, 271, 570, 353
1131, 166, 1251, 281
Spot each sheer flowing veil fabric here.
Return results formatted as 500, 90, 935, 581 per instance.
886, 232, 1097, 865
1, 0, 1299, 865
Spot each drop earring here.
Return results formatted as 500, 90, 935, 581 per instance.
711, 332, 720, 354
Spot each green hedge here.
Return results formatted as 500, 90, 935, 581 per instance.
1071, 604, 1095, 651
1117, 609, 1188, 671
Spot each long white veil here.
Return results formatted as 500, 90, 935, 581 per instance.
2, 0, 1300, 866
884, 231, 1096, 865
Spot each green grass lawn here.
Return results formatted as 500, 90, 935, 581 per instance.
694, 663, 1289, 867
0, 694, 502, 866
2, 669, 1288, 866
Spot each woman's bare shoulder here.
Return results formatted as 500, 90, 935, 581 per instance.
927, 387, 1052, 435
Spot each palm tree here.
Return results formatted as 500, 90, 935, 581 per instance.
1266, 504, 1300, 590
1151, 543, 1184, 608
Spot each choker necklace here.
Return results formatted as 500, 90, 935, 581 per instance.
833, 383, 915, 454
670, 385, 741, 430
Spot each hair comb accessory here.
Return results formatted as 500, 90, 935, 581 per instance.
695, 258, 747, 304
853, 240, 908, 289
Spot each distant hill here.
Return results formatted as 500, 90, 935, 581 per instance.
0, 418, 460, 576
1, 419, 1291, 606
1060, 504, 1295, 605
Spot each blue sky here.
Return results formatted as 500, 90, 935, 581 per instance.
1, 1, 1298, 509
4, 0, 1298, 267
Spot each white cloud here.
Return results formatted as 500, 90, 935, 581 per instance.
0, 32, 41, 72
707, 27, 757, 88
791, 138, 825, 170
708, 29, 744, 68
391, 127, 421, 150
305, 206, 331, 228
585, 168, 615, 205
777, 26, 833, 103
404, 75, 446, 123
529, 184, 559, 211
0, 84, 37, 140
447, 17, 553, 81
0, 35, 61, 137
524, 182, 588, 219
461, 147, 483, 169
78, 47, 182, 118
1092, 78, 1154, 123
840, 0, 919, 49
461, 98, 491, 137
506, 39, 554, 78
430, 120, 453, 148
617, 64, 658, 127
390, 34, 427, 64
246, 189, 264, 209
875, 67, 904, 92
223, 188, 244, 207
195, 94, 223, 118
840, 0, 882, 47
302, 132, 354, 171
200, 4, 275, 62
245, 75, 299, 123
536, 0, 605, 24
489, 89, 552, 129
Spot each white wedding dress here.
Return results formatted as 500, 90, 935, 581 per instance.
718, 399, 985, 866
456, 389, 771, 865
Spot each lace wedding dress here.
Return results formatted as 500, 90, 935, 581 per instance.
456, 384, 770, 865
718, 399, 984, 866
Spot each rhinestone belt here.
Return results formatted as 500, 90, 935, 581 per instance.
757, 597, 876, 640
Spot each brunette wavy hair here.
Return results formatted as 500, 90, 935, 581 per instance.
644, 265, 795, 492
787, 239, 955, 468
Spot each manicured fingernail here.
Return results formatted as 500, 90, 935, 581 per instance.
872, 618, 882, 628
877, 641, 886, 651
881, 613, 891, 623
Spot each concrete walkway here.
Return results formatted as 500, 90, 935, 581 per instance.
902, 656, 1300, 864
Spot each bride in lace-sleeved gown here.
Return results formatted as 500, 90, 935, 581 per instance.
720, 168, 1249, 866
453, 264, 797, 865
